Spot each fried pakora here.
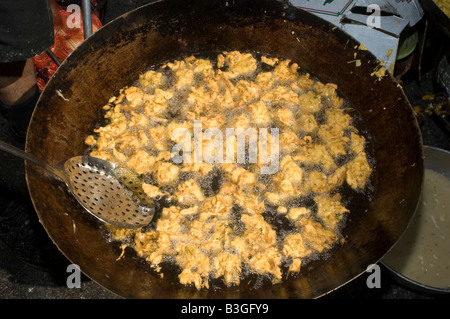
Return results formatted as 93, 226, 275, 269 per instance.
88, 51, 373, 289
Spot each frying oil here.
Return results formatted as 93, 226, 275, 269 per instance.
99, 51, 375, 289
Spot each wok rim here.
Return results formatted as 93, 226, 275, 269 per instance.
24, 0, 423, 299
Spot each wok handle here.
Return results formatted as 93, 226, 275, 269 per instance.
0, 140, 66, 181
82, 0, 93, 39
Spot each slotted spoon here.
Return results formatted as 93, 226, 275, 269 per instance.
0, 140, 155, 229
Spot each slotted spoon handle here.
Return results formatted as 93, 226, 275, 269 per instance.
0, 140, 66, 181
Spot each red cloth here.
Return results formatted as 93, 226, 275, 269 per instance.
33, 0, 102, 90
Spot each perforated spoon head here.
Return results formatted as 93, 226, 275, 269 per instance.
63, 156, 155, 229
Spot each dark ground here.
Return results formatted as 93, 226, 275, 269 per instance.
0, 0, 449, 300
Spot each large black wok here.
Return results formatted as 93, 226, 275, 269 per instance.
25, 0, 423, 298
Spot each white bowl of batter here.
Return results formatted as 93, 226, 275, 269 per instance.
381, 145, 450, 295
